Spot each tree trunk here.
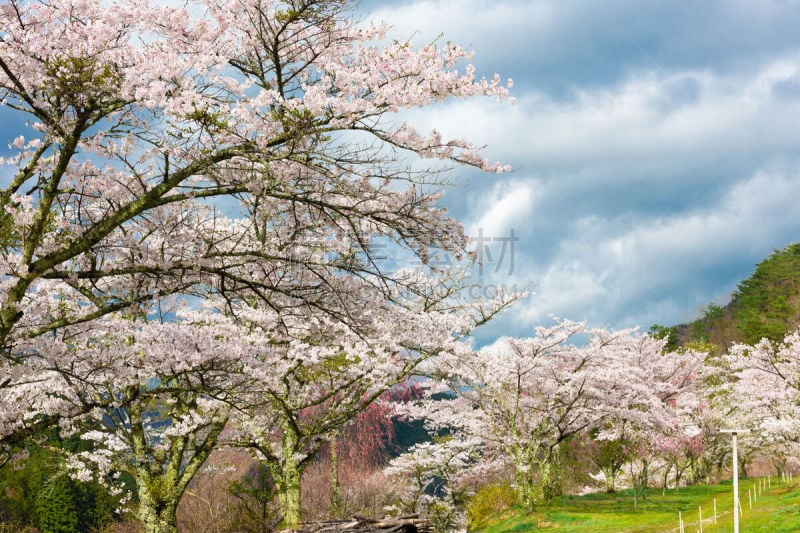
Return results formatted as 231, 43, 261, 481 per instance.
539, 445, 562, 503
539, 460, 554, 502
688, 456, 697, 485
662, 464, 671, 495
277, 467, 301, 530
137, 478, 180, 533
675, 466, 685, 490
603, 467, 617, 493
330, 431, 341, 519
126, 397, 228, 533
514, 462, 535, 511
549, 444, 563, 498
640, 460, 648, 501
273, 427, 303, 529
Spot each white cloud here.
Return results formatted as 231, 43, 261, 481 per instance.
467, 180, 538, 237
368, 0, 556, 51
405, 54, 800, 183
513, 168, 800, 329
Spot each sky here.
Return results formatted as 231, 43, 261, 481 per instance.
4, 1, 800, 345
356, 0, 800, 343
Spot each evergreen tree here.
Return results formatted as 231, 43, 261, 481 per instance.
35, 475, 80, 533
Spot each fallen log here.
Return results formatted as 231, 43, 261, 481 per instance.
278, 514, 433, 533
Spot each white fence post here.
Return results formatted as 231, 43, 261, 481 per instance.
699, 505, 703, 533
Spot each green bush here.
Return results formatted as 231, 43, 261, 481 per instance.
35, 474, 80, 533
466, 482, 517, 530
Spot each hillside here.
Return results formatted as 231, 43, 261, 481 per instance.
670, 243, 800, 350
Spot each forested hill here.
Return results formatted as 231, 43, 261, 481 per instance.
667, 243, 800, 350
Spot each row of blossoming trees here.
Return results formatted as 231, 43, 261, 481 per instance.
2, 1, 800, 532
383, 323, 800, 527
387, 322, 708, 517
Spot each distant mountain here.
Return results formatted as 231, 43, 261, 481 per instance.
670, 243, 800, 351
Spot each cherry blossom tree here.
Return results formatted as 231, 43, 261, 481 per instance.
728, 333, 800, 438
599, 334, 708, 500
8, 304, 285, 533
6, 276, 512, 533
583, 339, 709, 497
724, 331, 800, 472
0, 2, 521, 529
229, 280, 513, 527
403, 320, 610, 509
0, 0, 512, 450
657, 428, 705, 489
384, 437, 484, 533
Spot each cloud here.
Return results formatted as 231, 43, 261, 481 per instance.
394, 48, 800, 342
365, 0, 800, 97
513, 167, 800, 331
409, 55, 800, 182
467, 180, 538, 238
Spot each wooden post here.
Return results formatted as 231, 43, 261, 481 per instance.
679, 511, 684, 533
714, 498, 717, 524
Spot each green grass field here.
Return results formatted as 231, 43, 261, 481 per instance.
478, 477, 800, 532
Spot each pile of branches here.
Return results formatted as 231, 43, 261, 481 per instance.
281, 514, 433, 533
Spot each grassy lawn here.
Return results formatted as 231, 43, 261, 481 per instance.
478, 478, 800, 532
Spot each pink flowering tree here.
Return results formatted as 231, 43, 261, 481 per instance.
7, 283, 511, 533
657, 429, 705, 489
728, 332, 800, 439
402, 320, 612, 509
0, 0, 512, 451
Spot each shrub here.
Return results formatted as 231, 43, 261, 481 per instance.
466, 482, 517, 530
